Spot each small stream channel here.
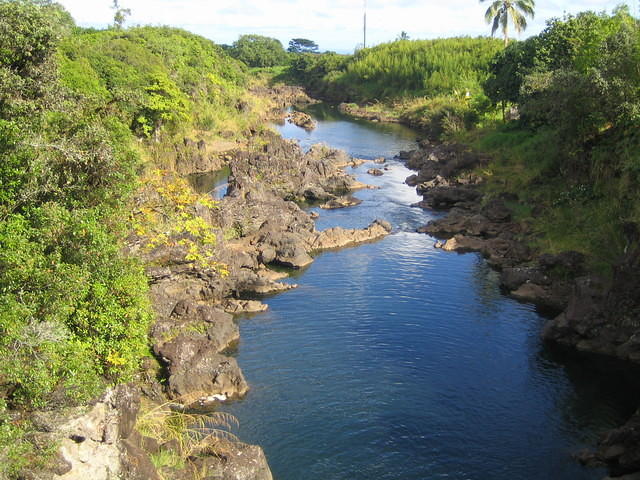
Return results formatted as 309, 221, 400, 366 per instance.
197, 104, 638, 480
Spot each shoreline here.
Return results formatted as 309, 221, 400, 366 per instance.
132, 94, 394, 478
398, 136, 640, 478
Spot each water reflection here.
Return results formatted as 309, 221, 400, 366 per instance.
278, 103, 418, 158
187, 165, 230, 198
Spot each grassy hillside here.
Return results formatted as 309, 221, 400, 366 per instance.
289, 37, 502, 136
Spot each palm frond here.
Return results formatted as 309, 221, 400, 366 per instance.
136, 397, 241, 459
482, 0, 535, 40
515, 0, 535, 18
491, 13, 502, 36
485, 1, 502, 23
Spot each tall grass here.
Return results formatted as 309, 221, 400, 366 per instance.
340, 38, 503, 100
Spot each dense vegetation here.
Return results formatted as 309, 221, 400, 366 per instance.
475, 7, 640, 265
0, 1, 254, 475
290, 37, 503, 100
227, 34, 288, 67
287, 37, 503, 137
288, 6, 639, 268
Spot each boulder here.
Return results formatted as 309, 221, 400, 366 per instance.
500, 267, 550, 291
166, 351, 249, 400
287, 111, 316, 130
422, 186, 483, 209
26, 385, 148, 480
186, 441, 273, 480
320, 196, 362, 210
311, 220, 392, 250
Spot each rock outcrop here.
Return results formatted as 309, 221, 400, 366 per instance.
25, 385, 157, 480
287, 111, 316, 130
135, 131, 392, 406
311, 220, 392, 250
186, 441, 273, 480
543, 243, 640, 362
174, 137, 227, 175
67, 128, 389, 480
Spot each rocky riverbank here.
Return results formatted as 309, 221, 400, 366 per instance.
27, 89, 394, 478
400, 139, 640, 478
135, 130, 391, 479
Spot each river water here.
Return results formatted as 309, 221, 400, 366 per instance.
219, 104, 637, 480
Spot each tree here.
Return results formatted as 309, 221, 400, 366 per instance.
481, 0, 535, 46
397, 31, 410, 41
229, 35, 287, 67
288, 38, 319, 54
112, 0, 131, 29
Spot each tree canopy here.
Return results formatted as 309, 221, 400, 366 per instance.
229, 34, 288, 67
288, 38, 319, 54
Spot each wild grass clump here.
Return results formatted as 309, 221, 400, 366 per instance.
136, 396, 240, 473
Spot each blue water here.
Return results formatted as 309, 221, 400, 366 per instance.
223, 104, 636, 480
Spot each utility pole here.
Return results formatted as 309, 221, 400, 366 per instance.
363, 0, 367, 48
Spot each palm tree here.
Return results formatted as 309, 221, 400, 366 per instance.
481, 0, 535, 46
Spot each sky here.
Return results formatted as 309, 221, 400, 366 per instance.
57, 0, 635, 53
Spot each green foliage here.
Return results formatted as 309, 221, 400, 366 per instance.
401, 95, 480, 138
136, 399, 240, 461
0, 205, 152, 409
288, 38, 319, 54
463, 7, 640, 267
0, 0, 152, 412
229, 34, 288, 68
0, 3, 257, 476
137, 74, 190, 136
288, 52, 351, 98
290, 37, 502, 105
58, 26, 248, 137
0, 0, 65, 119
0, 399, 32, 477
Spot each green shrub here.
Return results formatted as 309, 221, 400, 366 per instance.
228, 34, 288, 68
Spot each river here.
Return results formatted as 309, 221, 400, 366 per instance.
214, 103, 637, 480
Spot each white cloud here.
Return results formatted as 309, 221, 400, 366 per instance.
56, 0, 634, 52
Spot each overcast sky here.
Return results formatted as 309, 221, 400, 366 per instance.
57, 0, 633, 52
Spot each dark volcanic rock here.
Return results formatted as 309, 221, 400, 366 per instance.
226, 132, 362, 202
419, 186, 483, 209
500, 267, 551, 291
543, 244, 640, 363
121, 439, 162, 480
